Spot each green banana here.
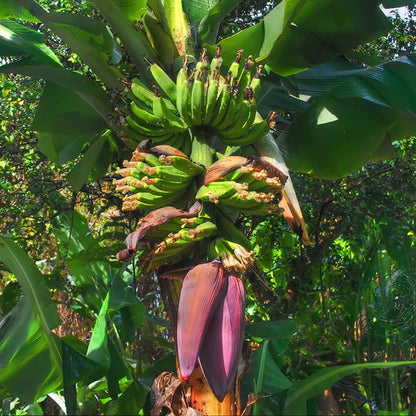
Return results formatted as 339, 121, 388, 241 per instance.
195, 48, 209, 73
126, 115, 172, 137
235, 56, 254, 107
204, 67, 220, 125
230, 99, 257, 138
121, 160, 192, 181
153, 94, 186, 131
220, 87, 253, 138
219, 117, 270, 146
239, 203, 281, 216
196, 181, 240, 204
176, 56, 189, 118
250, 65, 263, 99
228, 50, 243, 79
210, 83, 232, 127
131, 148, 163, 167
209, 44, 223, 77
142, 164, 195, 181
149, 62, 177, 103
191, 68, 206, 125
122, 198, 155, 211
130, 102, 162, 127
149, 177, 189, 191
162, 155, 204, 176
215, 89, 237, 131
179, 70, 194, 127
131, 78, 155, 110
221, 189, 276, 211
151, 239, 195, 268
124, 188, 185, 207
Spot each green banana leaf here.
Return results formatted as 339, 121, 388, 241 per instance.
0, 19, 60, 65
197, 0, 245, 44
205, 0, 391, 76
246, 320, 298, 340
240, 321, 297, 415
0, 63, 112, 120
14, 0, 122, 88
0, 0, 38, 20
51, 210, 112, 312
0, 237, 62, 402
66, 130, 114, 191
182, 0, 219, 23
293, 58, 366, 96
284, 361, 416, 415
111, 0, 147, 23
91, 0, 156, 74
277, 55, 416, 178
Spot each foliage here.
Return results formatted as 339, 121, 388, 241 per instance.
1, 0, 416, 415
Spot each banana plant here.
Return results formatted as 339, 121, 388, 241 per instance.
2, 0, 416, 414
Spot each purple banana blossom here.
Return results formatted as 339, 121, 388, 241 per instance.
198, 274, 245, 401
177, 261, 245, 402
177, 260, 227, 380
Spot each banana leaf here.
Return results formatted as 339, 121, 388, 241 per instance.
0, 0, 38, 20
0, 19, 60, 64
277, 55, 416, 178
205, 0, 391, 76
284, 361, 416, 415
0, 237, 62, 402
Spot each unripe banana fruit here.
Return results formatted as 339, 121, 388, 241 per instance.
113, 142, 204, 211
195, 155, 287, 215
125, 47, 273, 148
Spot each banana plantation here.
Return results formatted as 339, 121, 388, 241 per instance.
2, 0, 416, 414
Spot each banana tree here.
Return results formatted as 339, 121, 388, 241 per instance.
2, 0, 416, 414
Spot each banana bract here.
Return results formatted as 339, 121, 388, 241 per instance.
177, 261, 227, 380
177, 261, 245, 402
198, 274, 245, 402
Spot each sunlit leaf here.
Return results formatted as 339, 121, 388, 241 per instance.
205, 0, 391, 76
0, 0, 38, 20
277, 56, 416, 178
0, 19, 60, 64
197, 0, 244, 43
0, 237, 62, 402
284, 361, 416, 415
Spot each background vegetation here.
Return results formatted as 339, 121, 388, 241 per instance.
1, 1, 416, 415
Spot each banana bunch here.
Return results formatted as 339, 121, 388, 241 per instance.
208, 237, 255, 274
148, 219, 216, 269
196, 155, 287, 215
123, 47, 272, 150
175, 47, 272, 146
126, 64, 191, 152
113, 142, 203, 211
115, 201, 217, 269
